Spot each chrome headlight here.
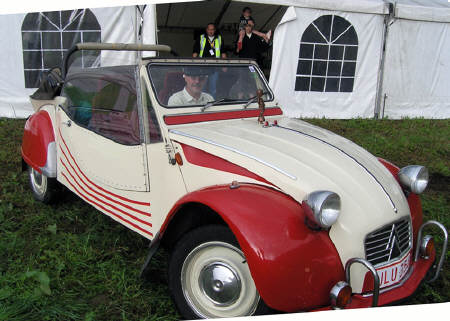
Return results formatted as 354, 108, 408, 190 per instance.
304, 191, 341, 229
398, 165, 429, 194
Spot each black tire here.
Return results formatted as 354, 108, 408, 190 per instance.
168, 225, 272, 319
28, 165, 59, 204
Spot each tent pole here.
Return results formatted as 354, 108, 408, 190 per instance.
374, 3, 394, 119
260, 6, 284, 31
136, 5, 147, 61
154, 4, 160, 47
214, 0, 232, 27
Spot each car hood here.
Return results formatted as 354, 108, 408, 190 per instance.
168, 117, 411, 291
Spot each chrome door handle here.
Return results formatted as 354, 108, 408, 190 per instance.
62, 120, 72, 127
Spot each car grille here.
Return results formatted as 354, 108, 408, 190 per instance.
364, 218, 412, 267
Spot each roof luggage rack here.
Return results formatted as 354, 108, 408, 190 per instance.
63, 42, 173, 77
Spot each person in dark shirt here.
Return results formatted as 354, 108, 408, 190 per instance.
236, 18, 270, 66
237, 7, 271, 51
193, 23, 226, 58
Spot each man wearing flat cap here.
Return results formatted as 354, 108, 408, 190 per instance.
168, 67, 214, 106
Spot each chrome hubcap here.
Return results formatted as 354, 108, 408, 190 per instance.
200, 262, 241, 306
30, 168, 47, 195
181, 241, 260, 318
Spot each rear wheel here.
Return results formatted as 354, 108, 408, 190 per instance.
168, 225, 270, 319
28, 166, 59, 203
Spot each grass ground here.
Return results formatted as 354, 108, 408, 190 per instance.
0, 117, 448, 320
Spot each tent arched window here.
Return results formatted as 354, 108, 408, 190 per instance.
295, 15, 358, 92
21, 10, 101, 88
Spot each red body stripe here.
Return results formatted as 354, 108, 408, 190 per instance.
180, 143, 275, 187
59, 146, 151, 217
61, 159, 152, 227
61, 172, 153, 237
164, 107, 283, 125
58, 128, 150, 206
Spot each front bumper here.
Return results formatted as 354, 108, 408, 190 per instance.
315, 220, 447, 310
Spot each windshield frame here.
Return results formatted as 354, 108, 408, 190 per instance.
146, 61, 274, 109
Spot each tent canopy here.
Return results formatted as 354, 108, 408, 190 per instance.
394, 0, 450, 23
234, 0, 389, 14
236, 0, 450, 22
157, 0, 285, 33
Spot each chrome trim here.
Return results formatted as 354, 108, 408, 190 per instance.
398, 165, 428, 194
419, 235, 434, 259
330, 281, 351, 309
362, 264, 415, 297
304, 190, 341, 228
30, 167, 47, 196
199, 261, 242, 306
181, 241, 260, 318
40, 142, 57, 178
169, 129, 297, 180
345, 258, 380, 307
61, 120, 71, 127
229, 181, 240, 189
414, 220, 448, 283
364, 217, 412, 267
275, 125, 398, 212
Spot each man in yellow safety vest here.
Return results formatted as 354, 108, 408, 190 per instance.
193, 23, 226, 58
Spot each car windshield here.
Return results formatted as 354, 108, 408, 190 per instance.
147, 63, 272, 108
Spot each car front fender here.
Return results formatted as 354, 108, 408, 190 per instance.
163, 183, 345, 312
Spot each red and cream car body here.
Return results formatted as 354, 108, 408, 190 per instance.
21, 43, 447, 319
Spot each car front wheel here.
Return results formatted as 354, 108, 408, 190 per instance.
168, 225, 269, 319
28, 165, 59, 203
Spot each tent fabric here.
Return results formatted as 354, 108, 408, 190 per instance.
394, 0, 450, 23
279, 6, 297, 25
0, 6, 152, 119
382, 19, 450, 118
270, 0, 450, 119
142, 5, 158, 58
270, 7, 385, 118
0, 13, 32, 118
2, 0, 449, 120
235, 0, 389, 14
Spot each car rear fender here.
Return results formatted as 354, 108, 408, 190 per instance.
22, 110, 57, 177
162, 183, 345, 312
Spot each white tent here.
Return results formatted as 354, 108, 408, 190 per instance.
266, 0, 450, 118
380, 0, 450, 118
0, 5, 156, 118
1, 0, 449, 119
0, 0, 286, 118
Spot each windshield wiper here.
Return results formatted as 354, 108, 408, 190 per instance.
201, 98, 241, 112
243, 91, 269, 109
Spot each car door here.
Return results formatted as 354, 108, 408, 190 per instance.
138, 72, 188, 233
55, 65, 154, 238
